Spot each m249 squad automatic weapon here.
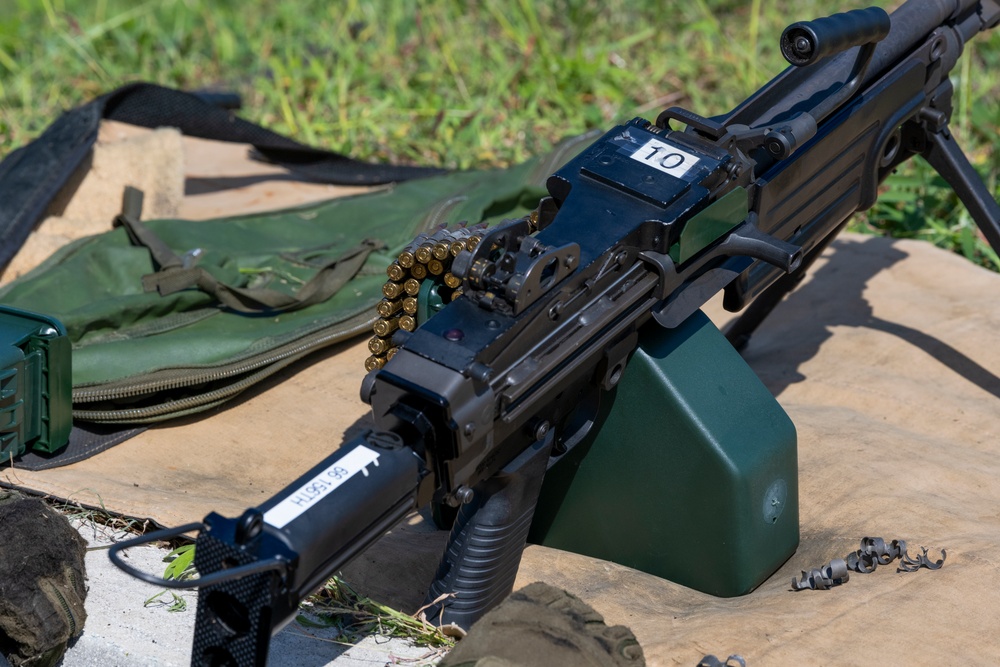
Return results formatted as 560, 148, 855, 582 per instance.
110, 1, 1000, 664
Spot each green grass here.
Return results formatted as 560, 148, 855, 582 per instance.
50, 491, 153, 539
0, 0, 997, 259
298, 577, 457, 652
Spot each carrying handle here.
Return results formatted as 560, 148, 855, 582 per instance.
781, 8, 890, 125
780, 7, 891, 67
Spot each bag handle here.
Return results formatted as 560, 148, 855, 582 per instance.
115, 187, 385, 314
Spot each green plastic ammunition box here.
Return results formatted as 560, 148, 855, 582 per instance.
530, 309, 798, 597
0, 306, 72, 459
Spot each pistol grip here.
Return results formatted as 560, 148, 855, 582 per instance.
423, 436, 552, 629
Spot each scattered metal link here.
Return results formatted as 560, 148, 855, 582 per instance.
897, 546, 947, 572
845, 537, 907, 573
791, 558, 850, 590
697, 655, 746, 667
792, 537, 946, 590
366, 221, 491, 370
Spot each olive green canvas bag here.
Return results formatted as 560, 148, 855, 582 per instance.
0, 135, 591, 425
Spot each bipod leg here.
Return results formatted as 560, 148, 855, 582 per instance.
922, 128, 1000, 255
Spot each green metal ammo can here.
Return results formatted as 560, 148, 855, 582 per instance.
0, 306, 72, 460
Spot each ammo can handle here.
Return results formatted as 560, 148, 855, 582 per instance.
422, 435, 552, 629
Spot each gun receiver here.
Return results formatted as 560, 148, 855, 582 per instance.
110, 2, 1000, 665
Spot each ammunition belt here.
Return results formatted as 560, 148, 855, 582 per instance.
367, 223, 488, 371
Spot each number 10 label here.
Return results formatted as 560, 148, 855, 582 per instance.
629, 138, 701, 179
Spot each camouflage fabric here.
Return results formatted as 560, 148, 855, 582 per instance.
0, 492, 87, 667
440, 582, 644, 667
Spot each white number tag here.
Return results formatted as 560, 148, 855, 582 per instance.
629, 138, 701, 179
264, 445, 381, 529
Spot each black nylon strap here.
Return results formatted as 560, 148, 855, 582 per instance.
98, 83, 447, 184
0, 102, 102, 274
1, 423, 147, 471
0, 82, 447, 274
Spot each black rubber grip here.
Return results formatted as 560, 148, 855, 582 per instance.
781, 7, 891, 66
423, 438, 551, 629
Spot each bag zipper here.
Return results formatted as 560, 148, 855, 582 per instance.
71, 309, 374, 423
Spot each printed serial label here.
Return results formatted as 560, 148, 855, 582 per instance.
628, 138, 702, 179
263, 445, 381, 529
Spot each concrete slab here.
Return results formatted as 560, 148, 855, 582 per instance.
63, 520, 444, 667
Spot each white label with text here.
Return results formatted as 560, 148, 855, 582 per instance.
263, 445, 381, 529
628, 138, 701, 179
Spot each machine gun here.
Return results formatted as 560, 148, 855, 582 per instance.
111, 1, 1000, 664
